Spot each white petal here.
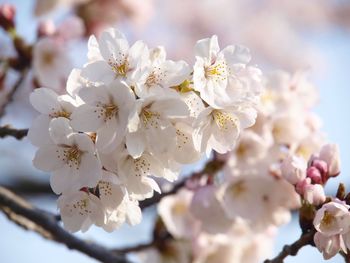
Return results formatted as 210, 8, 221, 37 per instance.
78, 153, 102, 187
30, 88, 60, 114
125, 131, 145, 158
71, 104, 104, 132
33, 145, 65, 172
194, 35, 219, 60
49, 117, 73, 145
81, 61, 115, 84
27, 114, 52, 147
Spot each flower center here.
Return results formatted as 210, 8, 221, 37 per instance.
212, 110, 238, 130
321, 211, 335, 227
141, 108, 160, 128
63, 145, 82, 169
71, 198, 91, 215
95, 103, 119, 122
204, 61, 227, 80
41, 51, 55, 66
49, 110, 71, 119
108, 56, 129, 77
230, 180, 246, 197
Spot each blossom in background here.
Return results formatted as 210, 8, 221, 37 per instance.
32, 16, 85, 92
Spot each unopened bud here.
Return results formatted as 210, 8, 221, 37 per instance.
37, 20, 56, 38
307, 166, 323, 184
0, 4, 15, 31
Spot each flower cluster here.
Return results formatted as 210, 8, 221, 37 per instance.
137, 71, 325, 262
282, 144, 341, 206
28, 28, 261, 232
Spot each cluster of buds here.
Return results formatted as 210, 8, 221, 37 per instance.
281, 144, 341, 206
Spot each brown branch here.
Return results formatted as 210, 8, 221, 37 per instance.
0, 125, 28, 139
0, 70, 27, 118
139, 157, 225, 210
264, 229, 316, 263
0, 186, 130, 263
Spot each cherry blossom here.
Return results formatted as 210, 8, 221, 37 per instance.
33, 118, 102, 194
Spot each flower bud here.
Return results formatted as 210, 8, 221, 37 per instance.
281, 155, 306, 185
0, 4, 15, 31
307, 166, 323, 184
319, 144, 341, 177
37, 20, 56, 38
295, 177, 311, 195
303, 184, 326, 206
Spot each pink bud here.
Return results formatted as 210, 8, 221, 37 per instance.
0, 4, 15, 31
37, 20, 56, 38
307, 166, 323, 184
296, 178, 311, 195
312, 159, 328, 181
319, 144, 341, 177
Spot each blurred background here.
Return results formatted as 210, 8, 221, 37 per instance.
0, 0, 350, 262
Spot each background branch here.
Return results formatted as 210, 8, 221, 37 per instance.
0, 125, 28, 139
139, 157, 225, 210
264, 229, 316, 263
0, 186, 130, 263
0, 70, 27, 118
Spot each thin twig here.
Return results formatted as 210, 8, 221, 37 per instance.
0, 186, 130, 263
264, 230, 316, 263
0, 125, 28, 139
0, 70, 27, 119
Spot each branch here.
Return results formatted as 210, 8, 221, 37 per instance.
264, 229, 316, 263
0, 186, 130, 263
139, 157, 225, 210
0, 70, 27, 118
0, 125, 28, 139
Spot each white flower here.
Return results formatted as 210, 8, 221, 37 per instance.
71, 80, 135, 152
194, 106, 257, 155
313, 200, 350, 236
171, 121, 202, 164
281, 155, 307, 185
220, 175, 300, 229
126, 96, 189, 158
271, 112, 309, 145
193, 35, 261, 108
82, 28, 149, 84
33, 118, 102, 194
98, 171, 126, 210
314, 232, 346, 260
180, 91, 206, 119
158, 189, 200, 239
101, 146, 173, 200
190, 185, 232, 234
133, 46, 190, 98
58, 190, 104, 233
310, 200, 350, 260
33, 37, 71, 91
28, 87, 77, 147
